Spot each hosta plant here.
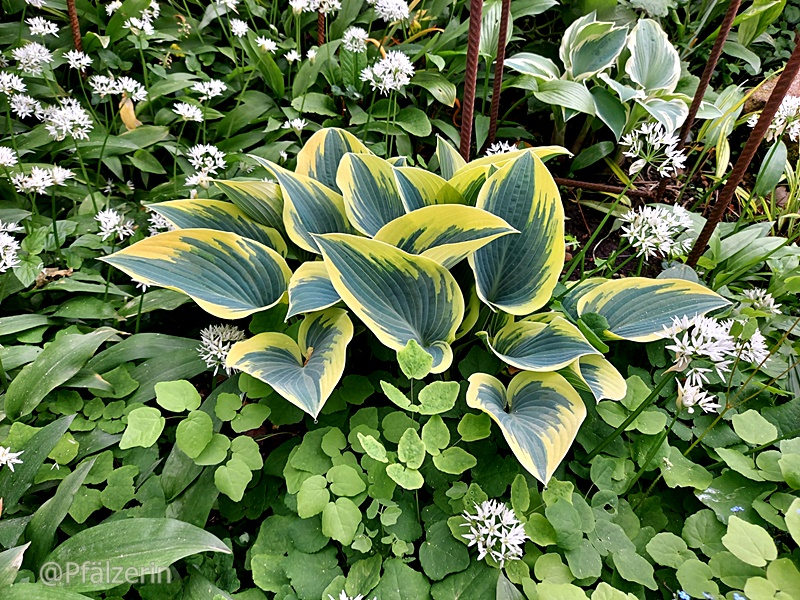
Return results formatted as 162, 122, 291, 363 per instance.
103, 127, 729, 486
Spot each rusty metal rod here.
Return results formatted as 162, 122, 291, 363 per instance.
459, 0, 483, 161
317, 11, 325, 47
654, 0, 742, 202
687, 36, 800, 267
487, 0, 511, 148
554, 177, 654, 198
67, 0, 83, 53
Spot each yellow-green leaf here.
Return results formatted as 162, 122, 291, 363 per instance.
394, 166, 464, 211
215, 179, 284, 232
469, 151, 564, 315
102, 229, 290, 319
296, 127, 372, 192
467, 371, 586, 485
315, 233, 464, 374
286, 261, 341, 319
436, 135, 466, 180
336, 153, 406, 236
565, 355, 627, 402
148, 199, 287, 256
575, 278, 730, 342
226, 309, 353, 418
374, 204, 517, 268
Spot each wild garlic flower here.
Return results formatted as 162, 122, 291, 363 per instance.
95, 209, 135, 242
124, 0, 160, 36
50, 166, 75, 186
25, 0, 47, 6
665, 315, 736, 377
485, 141, 518, 156
619, 205, 693, 260
737, 329, 770, 366
147, 212, 175, 236
12, 42, 54, 75
173, 102, 204, 122
0, 73, 27, 95
317, 0, 342, 14
192, 79, 227, 101
230, 19, 249, 37
343, 27, 368, 53
198, 324, 246, 375
10, 94, 42, 119
64, 49, 93, 71
0, 147, 18, 168
285, 50, 301, 63
307, 48, 318, 61
748, 95, 800, 143
185, 144, 226, 187
375, 0, 409, 22
328, 592, 375, 600
27, 17, 59, 37
282, 118, 307, 131
742, 288, 781, 315
289, 0, 308, 14
0, 446, 24, 472
360, 50, 415, 95
216, 0, 239, 9
620, 122, 686, 177
106, 0, 122, 15
461, 500, 527, 567
88, 75, 147, 102
12, 166, 55, 195
256, 37, 278, 53
0, 233, 22, 273
676, 381, 721, 414
41, 98, 93, 141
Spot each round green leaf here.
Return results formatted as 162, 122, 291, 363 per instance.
119, 407, 165, 450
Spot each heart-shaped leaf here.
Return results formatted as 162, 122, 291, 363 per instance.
575, 278, 730, 342
467, 371, 586, 484
315, 234, 464, 374
286, 261, 341, 319
102, 229, 291, 319
469, 151, 565, 315
480, 316, 599, 371
374, 205, 517, 268
227, 309, 353, 418
148, 199, 287, 256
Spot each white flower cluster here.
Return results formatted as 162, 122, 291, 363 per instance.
343, 27, 368, 53
373, 0, 409, 22
742, 288, 781, 315
461, 500, 527, 567
620, 122, 687, 177
95, 208, 135, 242
147, 212, 175, 236
360, 50, 415, 95
216, 0, 239, 9
198, 324, 247, 375
289, 0, 341, 14
0, 73, 27, 96
88, 75, 148, 102
485, 140, 518, 156
124, 0, 161, 36
285, 50, 301, 63
185, 144, 227, 187
748, 95, 800, 143
12, 42, 54, 75
106, 0, 123, 15
0, 222, 23, 274
619, 204, 693, 260
282, 118, 307, 132
676, 381, 721, 414
256, 37, 278, 53
12, 166, 73, 194
64, 49, 93, 71
0, 446, 24, 472
328, 592, 375, 600
192, 79, 227, 101
10, 94, 42, 119
27, 17, 59, 37
41, 98, 94, 141
173, 102, 204, 122
230, 18, 249, 38
25, 0, 47, 7
0, 147, 18, 168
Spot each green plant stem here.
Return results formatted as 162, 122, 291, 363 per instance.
584, 371, 677, 462
174, 120, 188, 197
51, 192, 63, 264
134, 288, 146, 334
103, 240, 116, 302
72, 138, 98, 212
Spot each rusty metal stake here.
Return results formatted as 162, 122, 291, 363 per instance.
554, 177, 654, 199
459, 0, 483, 161
317, 11, 325, 46
67, 0, 83, 52
487, 0, 511, 148
654, 0, 742, 202
687, 36, 800, 267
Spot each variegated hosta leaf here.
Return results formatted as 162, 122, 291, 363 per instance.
226, 309, 353, 418
336, 153, 405, 236
436, 135, 466, 180
101, 229, 291, 319
481, 316, 599, 372
560, 278, 606, 320
373, 205, 517, 269
286, 261, 341, 319
625, 18, 680, 94
394, 167, 464, 211
256, 159, 354, 253
456, 284, 481, 340
575, 277, 730, 342
565, 354, 627, 402
215, 179, 284, 232
469, 151, 565, 315
467, 371, 586, 485
314, 233, 464, 374
295, 127, 372, 193
449, 147, 571, 206
148, 199, 287, 256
